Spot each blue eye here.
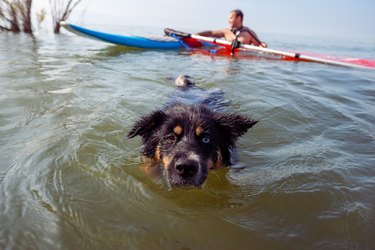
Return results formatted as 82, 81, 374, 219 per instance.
202, 137, 210, 144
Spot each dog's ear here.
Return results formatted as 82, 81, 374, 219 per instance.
214, 112, 258, 142
127, 110, 166, 138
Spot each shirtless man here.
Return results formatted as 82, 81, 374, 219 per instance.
197, 9, 267, 48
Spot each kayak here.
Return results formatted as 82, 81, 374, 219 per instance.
60, 22, 208, 50
60, 21, 182, 49
61, 22, 375, 69
165, 28, 375, 69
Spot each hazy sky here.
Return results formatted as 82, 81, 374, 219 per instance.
36, 0, 375, 40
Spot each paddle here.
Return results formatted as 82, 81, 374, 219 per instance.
164, 28, 373, 69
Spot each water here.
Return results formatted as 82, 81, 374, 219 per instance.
1, 27, 375, 249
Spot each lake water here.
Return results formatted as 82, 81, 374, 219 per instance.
1, 26, 375, 249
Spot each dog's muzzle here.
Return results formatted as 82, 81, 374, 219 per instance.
166, 153, 207, 187
174, 158, 199, 179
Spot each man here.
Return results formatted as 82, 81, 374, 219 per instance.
197, 9, 267, 48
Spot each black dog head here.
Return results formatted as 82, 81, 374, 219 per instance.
127, 104, 257, 187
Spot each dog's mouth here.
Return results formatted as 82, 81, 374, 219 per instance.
164, 156, 208, 188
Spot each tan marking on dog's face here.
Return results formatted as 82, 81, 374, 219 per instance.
173, 125, 183, 136
217, 149, 223, 159
141, 156, 157, 164
207, 150, 225, 169
162, 156, 172, 170
140, 161, 163, 179
155, 145, 161, 160
195, 126, 204, 137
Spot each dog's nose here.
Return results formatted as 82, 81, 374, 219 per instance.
174, 160, 199, 178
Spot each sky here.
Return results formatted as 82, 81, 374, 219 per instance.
35, 0, 375, 40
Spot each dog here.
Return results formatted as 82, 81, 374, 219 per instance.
127, 76, 257, 188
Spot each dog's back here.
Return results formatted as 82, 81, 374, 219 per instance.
166, 75, 229, 112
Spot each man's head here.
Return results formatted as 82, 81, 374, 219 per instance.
228, 9, 244, 29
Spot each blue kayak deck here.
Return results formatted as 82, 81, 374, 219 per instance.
61, 22, 183, 49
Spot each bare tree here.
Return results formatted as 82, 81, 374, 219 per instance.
1, 0, 84, 34
0, 0, 21, 32
0, 0, 32, 33
19, 0, 32, 33
50, 0, 82, 33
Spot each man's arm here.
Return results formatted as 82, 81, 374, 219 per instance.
196, 29, 226, 38
246, 28, 268, 47
237, 29, 268, 48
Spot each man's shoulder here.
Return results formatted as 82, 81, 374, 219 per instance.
240, 26, 258, 38
240, 26, 253, 33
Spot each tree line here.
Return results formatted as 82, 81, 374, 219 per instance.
0, 0, 82, 34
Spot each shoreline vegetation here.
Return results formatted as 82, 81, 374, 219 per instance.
0, 0, 82, 34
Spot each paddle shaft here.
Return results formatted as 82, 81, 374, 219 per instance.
189, 34, 367, 69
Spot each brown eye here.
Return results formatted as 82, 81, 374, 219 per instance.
202, 137, 210, 144
162, 135, 176, 144
166, 135, 176, 141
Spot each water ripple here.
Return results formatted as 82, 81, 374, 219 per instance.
1, 31, 375, 249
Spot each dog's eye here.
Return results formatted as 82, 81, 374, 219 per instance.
161, 134, 176, 145
202, 137, 210, 144
165, 135, 176, 141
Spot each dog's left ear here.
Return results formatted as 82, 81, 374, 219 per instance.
127, 110, 166, 138
214, 113, 258, 142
